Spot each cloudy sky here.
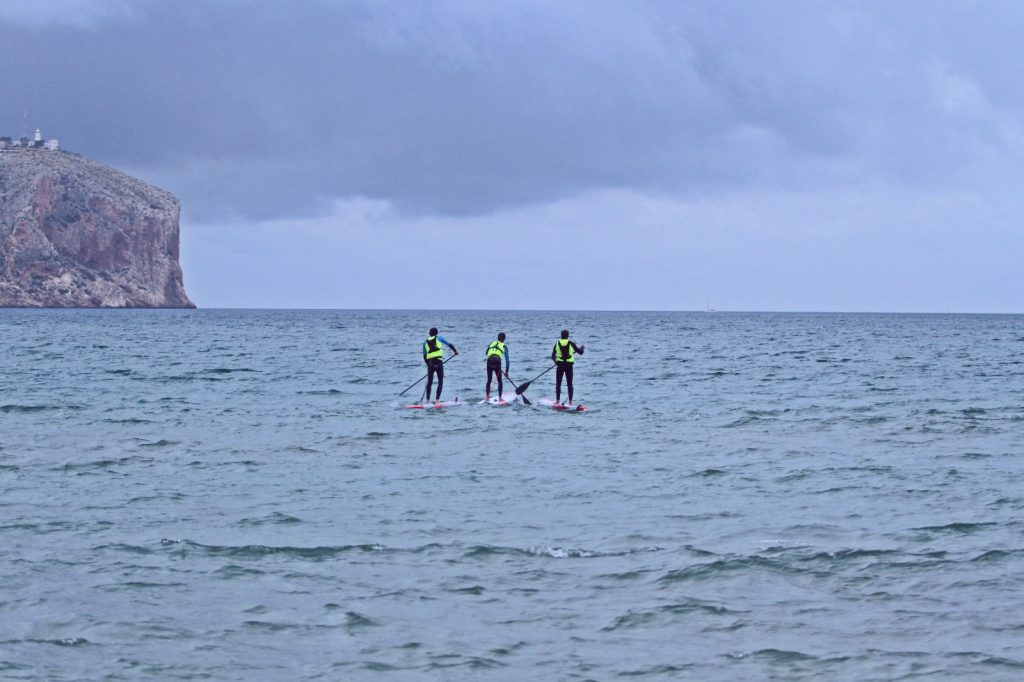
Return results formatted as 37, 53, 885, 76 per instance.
2, 0, 1021, 311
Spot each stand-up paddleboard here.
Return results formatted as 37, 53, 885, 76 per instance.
537, 397, 587, 412
480, 390, 517, 406
406, 398, 465, 410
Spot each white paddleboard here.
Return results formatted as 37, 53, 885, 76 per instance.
537, 397, 587, 412
480, 390, 517, 406
406, 398, 465, 410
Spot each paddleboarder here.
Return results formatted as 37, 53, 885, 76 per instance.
485, 333, 510, 400
551, 329, 584, 405
423, 327, 458, 404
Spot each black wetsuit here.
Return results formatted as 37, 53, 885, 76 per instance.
486, 356, 503, 397
551, 340, 583, 403
426, 358, 444, 400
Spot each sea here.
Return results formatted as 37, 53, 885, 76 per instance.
1, 309, 1023, 681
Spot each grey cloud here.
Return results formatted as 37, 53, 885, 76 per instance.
3, 0, 1023, 221
0, 0, 136, 28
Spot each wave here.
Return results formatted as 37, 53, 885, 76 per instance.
727, 648, 819, 663
602, 600, 741, 631
463, 544, 663, 559
2, 637, 90, 647
56, 457, 138, 471
213, 564, 265, 578
341, 611, 381, 629
654, 546, 928, 582
446, 585, 486, 595
912, 521, 998, 534
162, 539, 387, 559
689, 468, 728, 477
0, 404, 69, 413
424, 656, 507, 671
94, 543, 155, 555
235, 512, 303, 527
159, 539, 446, 559
152, 368, 257, 382
658, 556, 798, 583
722, 414, 771, 428
970, 549, 1024, 562
202, 367, 259, 374
616, 664, 697, 675
138, 439, 179, 448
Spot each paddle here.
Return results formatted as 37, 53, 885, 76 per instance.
501, 373, 531, 406
514, 364, 555, 397
399, 353, 457, 397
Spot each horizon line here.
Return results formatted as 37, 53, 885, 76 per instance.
4, 307, 1020, 315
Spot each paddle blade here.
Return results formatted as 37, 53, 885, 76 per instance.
514, 381, 531, 395
519, 393, 531, 406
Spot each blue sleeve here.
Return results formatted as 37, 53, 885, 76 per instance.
505, 346, 510, 371
438, 335, 451, 348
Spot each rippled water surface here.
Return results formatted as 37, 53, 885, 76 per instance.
2, 309, 1023, 680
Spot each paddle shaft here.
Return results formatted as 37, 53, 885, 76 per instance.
399, 353, 457, 397
514, 364, 556, 395
501, 373, 531, 406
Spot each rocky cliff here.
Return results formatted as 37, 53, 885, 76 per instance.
0, 148, 193, 307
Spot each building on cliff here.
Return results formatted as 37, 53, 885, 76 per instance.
0, 129, 58, 150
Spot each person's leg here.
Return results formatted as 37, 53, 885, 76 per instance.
566, 364, 574, 404
496, 364, 503, 397
435, 363, 444, 400
486, 364, 495, 397
425, 365, 434, 401
555, 363, 565, 402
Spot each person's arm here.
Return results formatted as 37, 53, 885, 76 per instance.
551, 343, 557, 362
572, 341, 585, 355
504, 346, 510, 373
422, 340, 428, 363
438, 335, 458, 355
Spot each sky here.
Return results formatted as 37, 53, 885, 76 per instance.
1, 0, 1022, 312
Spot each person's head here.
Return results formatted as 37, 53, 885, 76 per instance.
497, 332, 506, 342
429, 327, 438, 337
560, 329, 569, 339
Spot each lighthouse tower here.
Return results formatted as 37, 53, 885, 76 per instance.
34, 129, 42, 143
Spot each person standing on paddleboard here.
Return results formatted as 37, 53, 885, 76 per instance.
423, 327, 458, 405
551, 329, 584, 405
485, 333, 510, 400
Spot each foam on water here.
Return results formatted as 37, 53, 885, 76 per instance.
1, 309, 1023, 680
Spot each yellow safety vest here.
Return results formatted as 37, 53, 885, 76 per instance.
487, 340, 506, 360
555, 339, 574, 363
424, 336, 444, 360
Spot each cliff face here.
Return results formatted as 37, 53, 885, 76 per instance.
0, 148, 193, 308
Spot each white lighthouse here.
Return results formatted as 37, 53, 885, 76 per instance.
34, 129, 42, 143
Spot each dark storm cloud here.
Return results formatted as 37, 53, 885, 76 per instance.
2, 0, 1023, 221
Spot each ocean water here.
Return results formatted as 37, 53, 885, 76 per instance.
1, 309, 1023, 680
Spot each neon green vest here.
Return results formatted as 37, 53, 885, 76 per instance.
424, 336, 444, 360
555, 339, 574, 363
487, 340, 506, 360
